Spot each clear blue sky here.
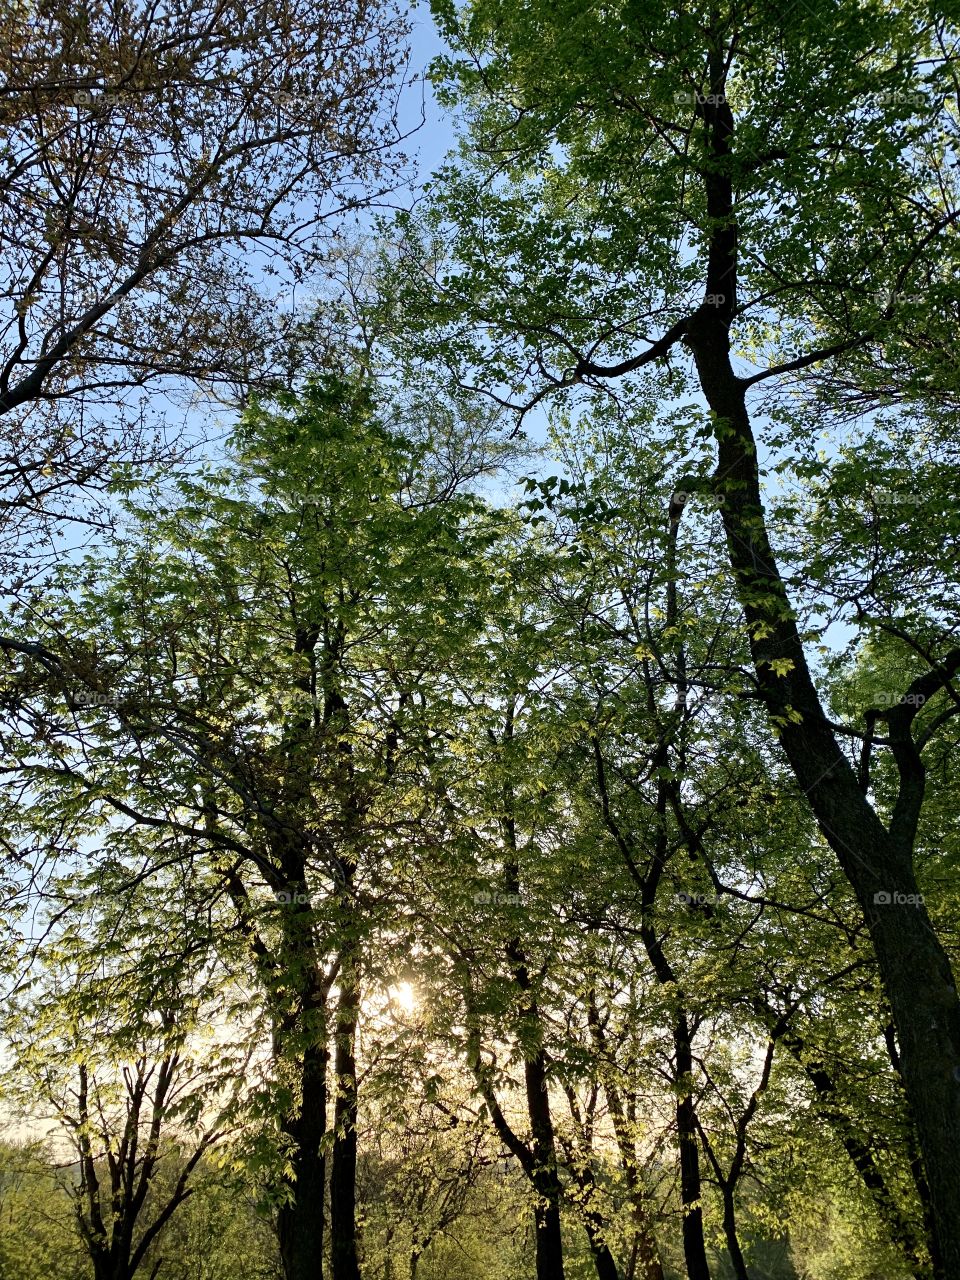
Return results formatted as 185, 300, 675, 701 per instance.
403, 2, 459, 191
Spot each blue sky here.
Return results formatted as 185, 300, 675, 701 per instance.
403, 2, 459, 192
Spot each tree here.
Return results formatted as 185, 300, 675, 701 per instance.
402, 2, 960, 1264
0, 1142, 87, 1280
0, 875, 249, 1280
0, 371, 513, 1279
0, 0, 410, 550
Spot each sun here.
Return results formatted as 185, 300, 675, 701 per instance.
392, 981, 417, 1015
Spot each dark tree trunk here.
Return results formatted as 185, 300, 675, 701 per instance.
497, 705, 567, 1280
686, 301, 960, 1274
884, 1022, 946, 1280
632, 1230, 665, 1280
585, 1227, 621, 1280
581, 1183, 622, 1280
591, 612, 710, 1280
273, 885, 332, 1280
906, 1129, 944, 1280
593, 799, 710, 1280
673, 1015, 711, 1280
676, 58, 960, 1273
330, 954, 362, 1280
466, 1013, 568, 1280
533, 1194, 566, 1280
525, 1050, 567, 1280
631, 824, 710, 1280
278, 1036, 329, 1280
721, 1189, 749, 1280
560, 1090, 621, 1280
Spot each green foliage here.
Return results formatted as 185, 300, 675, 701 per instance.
3, 4, 960, 1267
0, 1144, 86, 1280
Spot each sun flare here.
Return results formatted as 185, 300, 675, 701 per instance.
392, 981, 417, 1014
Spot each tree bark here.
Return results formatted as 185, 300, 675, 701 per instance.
500, 703, 567, 1280
630, 1231, 665, 1280
585, 1223, 621, 1280
720, 1188, 748, 1280
278, 1034, 329, 1280
330, 952, 362, 1280
524, 1049, 567, 1279
677, 60, 960, 1273
591, 758, 710, 1280
274, 882, 333, 1280
577, 1163, 622, 1280
673, 1014, 711, 1280
687, 303, 960, 1272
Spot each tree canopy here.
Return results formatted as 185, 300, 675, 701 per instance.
1, 4, 959, 1280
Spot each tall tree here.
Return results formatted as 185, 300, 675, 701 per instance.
0, 875, 248, 1280
0, 373, 511, 1279
404, 2, 960, 1263
0, 0, 409, 555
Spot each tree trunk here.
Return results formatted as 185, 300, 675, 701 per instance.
90, 1255, 111, 1280
330, 954, 361, 1280
270, 874, 333, 1280
582, 1190, 622, 1280
884, 1022, 946, 1280
498, 706, 566, 1280
593, 703, 710, 1278
525, 1050, 567, 1280
721, 1188, 748, 1280
906, 1128, 944, 1280
677, 60, 960, 1271
673, 1014, 711, 1280
632, 1229, 665, 1280
382, 1224, 395, 1280
686, 306, 960, 1272
634, 863, 710, 1280
278, 1035, 329, 1280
